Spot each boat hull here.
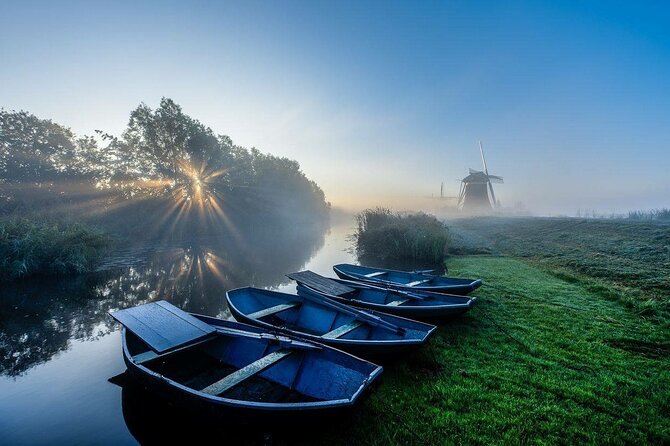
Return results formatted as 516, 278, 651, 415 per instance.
295, 282, 476, 321
333, 264, 482, 295
226, 287, 436, 359
120, 317, 382, 422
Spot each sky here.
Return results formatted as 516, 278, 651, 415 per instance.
1, 0, 669, 215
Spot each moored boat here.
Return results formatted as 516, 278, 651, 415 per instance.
226, 287, 436, 358
288, 270, 476, 320
110, 300, 382, 421
333, 263, 482, 295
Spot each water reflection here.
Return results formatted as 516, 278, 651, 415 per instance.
118, 376, 356, 446
120, 380, 262, 445
0, 222, 326, 378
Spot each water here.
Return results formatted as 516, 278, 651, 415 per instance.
0, 221, 357, 445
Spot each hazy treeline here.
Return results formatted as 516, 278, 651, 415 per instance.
626, 209, 670, 221
0, 98, 329, 239
575, 208, 670, 221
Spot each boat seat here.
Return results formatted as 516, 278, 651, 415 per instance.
132, 351, 160, 364
131, 336, 214, 365
322, 320, 363, 339
406, 279, 431, 287
365, 271, 386, 278
247, 302, 300, 320
200, 350, 293, 396
387, 298, 410, 307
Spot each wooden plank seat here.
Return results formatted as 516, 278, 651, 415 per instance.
131, 336, 215, 365
364, 271, 387, 278
386, 298, 410, 307
200, 350, 293, 396
405, 279, 432, 287
247, 302, 300, 320
322, 320, 364, 340
132, 351, 160, 364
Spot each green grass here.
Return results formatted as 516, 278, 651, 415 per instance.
447, 217, 670, 323
283, 217, 670, 444
284, 255, 669, 445
0, 217, 112, 281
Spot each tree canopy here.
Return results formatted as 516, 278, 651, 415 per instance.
0, 99, 329, 230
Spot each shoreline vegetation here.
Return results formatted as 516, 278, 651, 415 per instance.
0, 217, 111, 282
352, 208, 449, 267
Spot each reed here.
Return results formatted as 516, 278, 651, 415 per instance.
627, 208, 670, 221
0, 217, 112, 281
353, 208, 449, 265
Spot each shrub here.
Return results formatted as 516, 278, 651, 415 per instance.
352, 207, 449, 265
0, 218, 112, 281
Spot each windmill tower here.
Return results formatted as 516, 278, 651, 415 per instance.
457, 141, 503, 211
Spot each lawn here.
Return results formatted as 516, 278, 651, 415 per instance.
447, 217, 670, 323
295, 254, 668, 445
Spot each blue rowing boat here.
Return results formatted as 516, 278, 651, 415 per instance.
333, 263, 482, 295
226, 287, 436, 358
110, 301, 382, 420
288, 270, 477, 320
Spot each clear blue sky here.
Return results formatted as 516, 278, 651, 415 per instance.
1, 0, 669, 214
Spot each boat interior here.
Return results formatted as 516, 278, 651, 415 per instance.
228, 288, 427, 341
125, 329, 376, 404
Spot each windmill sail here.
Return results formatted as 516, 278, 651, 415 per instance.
458, 142, 503, 212
479, 141, 497, 207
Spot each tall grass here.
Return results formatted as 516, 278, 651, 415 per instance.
627, 208, 670, 221
0, 218, 112, 281
352, 207, 449, 265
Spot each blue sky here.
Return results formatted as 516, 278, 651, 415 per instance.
1, 0, 669, 214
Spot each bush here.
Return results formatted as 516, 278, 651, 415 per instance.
352, 207, 449, 265
0, 218, 112, 281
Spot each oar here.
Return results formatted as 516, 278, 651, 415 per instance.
212, 326, 321, 351
336, 277, 433, 301
297, 287, 406, 336
384, 287, 433, 301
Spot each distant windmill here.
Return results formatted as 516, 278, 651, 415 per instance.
457, 141, 503, 211
426, 181, 458, 201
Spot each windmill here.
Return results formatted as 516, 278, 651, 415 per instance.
426, 181, 458, 201
457, 141, 503, 211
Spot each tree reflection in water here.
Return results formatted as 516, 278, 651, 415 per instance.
0, 222, 326, 377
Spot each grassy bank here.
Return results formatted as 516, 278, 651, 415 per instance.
352, 208, 449, 266
448, 217, 670, 323
0, 218, 111, 281
288, 255, 669, 445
